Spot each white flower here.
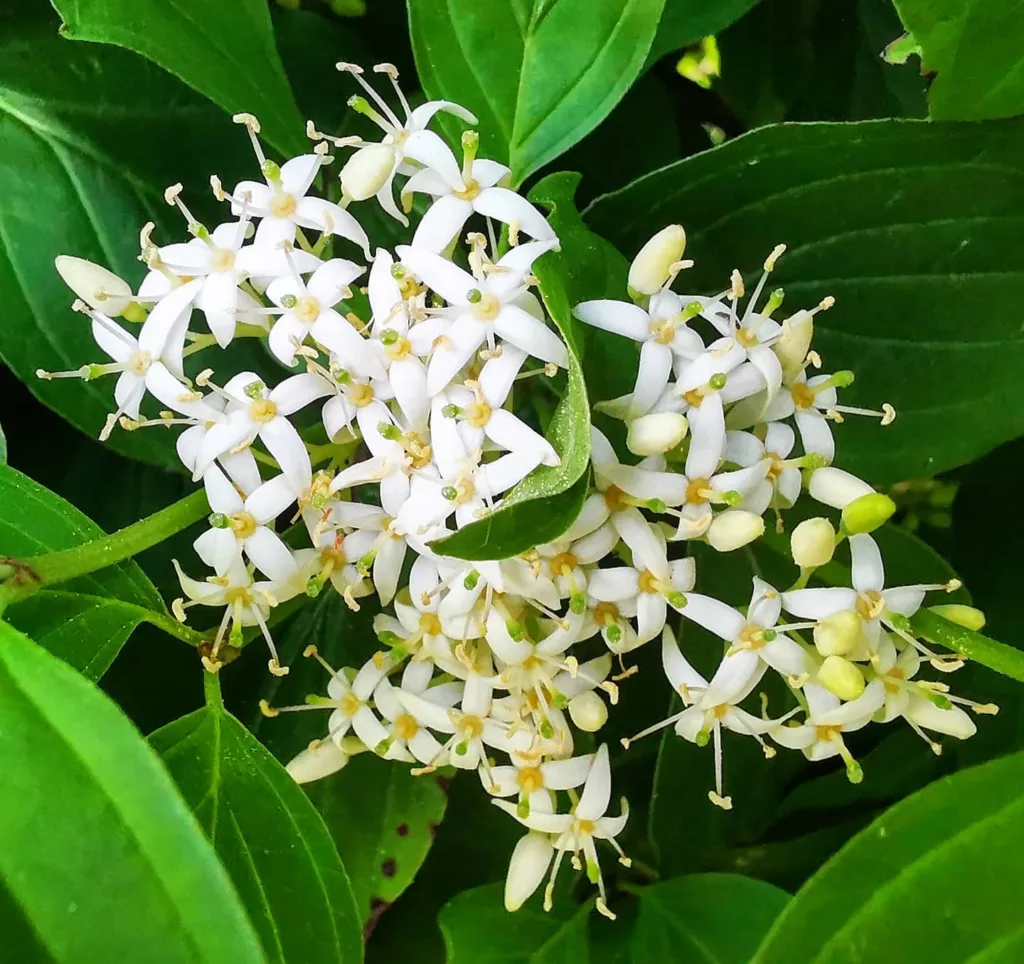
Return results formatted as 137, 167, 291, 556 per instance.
228, 136, 370, 257
194, 465, 299, 582
372, 662, 463, 763
334, 62, 476, 224
265, 258, 367, 367
484, 753, 594, 814
404, 131, 556, 253
395, 241, 567, 395
574, 289, 704, 419
725, 422, 803, 515
493, 744, 628, 919
192, 371, 330, 491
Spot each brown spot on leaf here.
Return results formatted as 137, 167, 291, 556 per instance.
436, 774, 452, 793
381, 858, 397, 878
396, 823, 409, 837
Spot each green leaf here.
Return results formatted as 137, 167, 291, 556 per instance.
247, 592, 447, 924
893, 0, 1024, 122
439, 882, 591, 963
0, 6, 251, 467
430, 247, 592, 561
586, 117, 1024, 482
646, 0, 759, 64
409, 0, 666, 183
632, 873, 790, 962
0, 463, 192, 676
0, 619, 264, 962
150, 698, 363, 964
752, 750, 1024, 964
50, 0, 304, 155
305, 757, 448, 924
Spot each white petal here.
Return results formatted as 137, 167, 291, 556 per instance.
494, 305, 568, 368
573, 299, 648, 342
203, 462, 245, 513
473, 188, 556, 243
286, 739, 347, 784
396, 245, 475, 305
426, 314, 486, 394
259, 417, 312, 493
484, 409, 558, 465
661, 627, 707, 694
681, 593, 745, 642
575, 744, 611, 820
588, 568, 640, 602
487, 240, 560, 300
782, 587, 858, 620
636, 592, 667, 644
194, 527, 241, 575
271, 372, 333, 415
795, 408, 835, 462
630, 340, 673, 418
850, 533, 885, 593
478, 345, 527, 407
702, 650, 763, 706
294, 197, 371, 258
308, 258, 365, 306
373, 537, 406, 606
611, 508, 667, 578
410, 195, 473, 253
685, 393, 725, 479
244, 526, 298, 582
402, 129, 464, 187
504, 833, 554, 912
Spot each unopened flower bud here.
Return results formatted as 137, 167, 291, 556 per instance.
706, 510, 765, 552
340, 144, 395, 201
930, 604, 986, 632
818, 655, 866, 701
504, 832, 554, 912
628, 224, 687, 296
808, 467, 874, 509
790, 517, 835, 568
842, 493, 896, 534
626, 412, 689, 456
286, 739, 348, 784
813, 609, 863, 657
568, 691, 608, 732
773, 309, 814, 380
55, 256, 133, 317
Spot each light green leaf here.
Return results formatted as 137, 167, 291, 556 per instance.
752, 750, 1024, 964
431, 246, 591, 561
646, 0, 759, 64
409, 0, 666, 183
893, 0, 1024, 121
248, 592, 447, 923
439, 882, 591, 963
150, 698, 363, 964
0, 7, 251, 467
0, 619, 265, 963
0, 463, 193, 676
632, 873, 790, 961
586, 118, 1024, 482
50, 0, 304, 155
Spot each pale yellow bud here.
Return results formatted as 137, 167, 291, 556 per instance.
818, 655, 866, 701
773, 310, 814, 380
930, 604, 986, 632
55, 256, 133, 317
813, 609, 863, 657
628, 224, 686, 296
568, 691, 608, 732
340, 144, 396, 201
808, 467, 874, 509
842, 493, 896, 534
285, 739, 349, 784
626, 412, 688, 457
504, 832, 554, 911
790, 517, 835, 568
706, 510, 765, 552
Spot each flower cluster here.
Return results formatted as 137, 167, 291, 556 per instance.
44, 62, 994, 919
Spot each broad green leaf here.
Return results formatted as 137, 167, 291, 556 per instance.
0, 619, 264, 963
409, 0, 666, 182
150, 700, 363, 964
646, 0, 759, 64
248, 593, 447, 924
305, 757, 448, 924
431, 248, 592, 560
586, 118, 1024, 482
752, 750, 1024, 964
632, 873, 790, 962
50, 0, 304, 155
893, 0, 1024, 122
0, 463, 191, 676
0, 5, 251, 467
439, 882, 591, 963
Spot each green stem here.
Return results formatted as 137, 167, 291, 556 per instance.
911, 608, 1024, 683
0, 489, 209, 608
204, 667, 224, 708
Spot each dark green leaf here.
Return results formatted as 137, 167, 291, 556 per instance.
305, 756, 448, 923
893, 0, 1024, 121
0, 463, 191, 676
439, 882, 591, 963
150, 700, 363, 964
646, 0, 759, 64
752, 751, 1024, 964
431, 247, 592, 560
50, 0, 304, 154
632, 873, 789, 962
0, 619, 264, 962
586, 118, 1024, 482
409, 0, 666, 182
0, 7, 253, 467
